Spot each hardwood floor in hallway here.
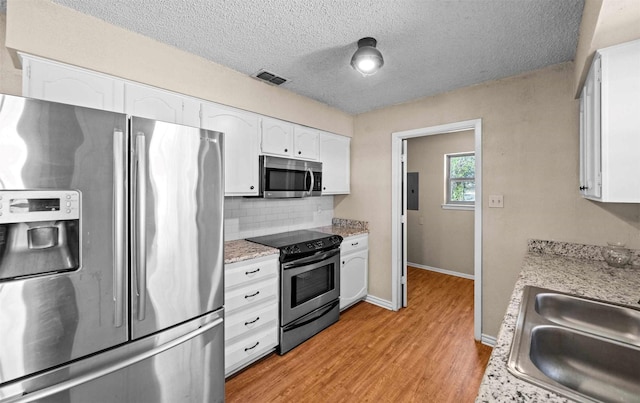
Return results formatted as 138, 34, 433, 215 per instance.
225, 267, 493, 402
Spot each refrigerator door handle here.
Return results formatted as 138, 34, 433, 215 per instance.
113, 129, 126, 328
135, 132, 147, 321
5, 317, 224, 403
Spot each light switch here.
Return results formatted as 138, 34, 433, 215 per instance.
489, 195, 504, 208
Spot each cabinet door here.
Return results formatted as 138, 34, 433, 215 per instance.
319, 132, 351, 194
293, 126, 319, 160
261, 117, 293, 156
579, 56, 602, 199
22, 54, 124, 112
125, 82, 185, 124
340, 249, 368, 310
201, 103, 260, 196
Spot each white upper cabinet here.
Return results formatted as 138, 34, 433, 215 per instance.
124, 82, 200, 127
293, 126, 320, 160
319, 132, 351, 194
260, 117, 294, 157
21, 54, 124, 112
579, 39, 640, 203
201, 103, 260, 196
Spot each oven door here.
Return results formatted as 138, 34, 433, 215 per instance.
281, 248, 340, 325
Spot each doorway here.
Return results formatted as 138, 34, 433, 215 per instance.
391, 119, 482, 340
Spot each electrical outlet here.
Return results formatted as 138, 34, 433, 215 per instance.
489, 195, 504, 208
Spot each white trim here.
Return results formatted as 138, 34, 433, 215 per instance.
408, 262, 474, 280
392, 119, 483, 341
481, 334, 497, 347
365, 295, 395, 311
441, 204, 475, 211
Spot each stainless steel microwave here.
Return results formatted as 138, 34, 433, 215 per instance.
259, 156, 322, 198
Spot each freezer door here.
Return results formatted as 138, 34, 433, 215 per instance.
130, 117, 224, 339
0, 310, 224, 403
0, 95, 129, 385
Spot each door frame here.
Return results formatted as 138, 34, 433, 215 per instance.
391, 119, 482, 340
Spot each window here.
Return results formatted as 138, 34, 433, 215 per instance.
445, 152, 475, 205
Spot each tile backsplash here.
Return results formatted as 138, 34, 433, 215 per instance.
224, 196, 334, 240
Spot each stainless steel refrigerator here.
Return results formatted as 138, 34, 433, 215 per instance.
0, 94, 224, 402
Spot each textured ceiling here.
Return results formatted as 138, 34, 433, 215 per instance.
49, 0, 584, 115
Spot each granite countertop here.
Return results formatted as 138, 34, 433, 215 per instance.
313, 217, 369, 238
312, 225, 368, 238
224, 239, 278, 264
224, 218, 369, 264
476, 240, 640, 402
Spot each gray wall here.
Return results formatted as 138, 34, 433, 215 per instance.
407, 131, 475, 276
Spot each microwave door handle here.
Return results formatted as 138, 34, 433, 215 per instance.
135, 132, 147, 321
307, 168, 314, 195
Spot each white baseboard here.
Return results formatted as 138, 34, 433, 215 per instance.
481, 334, 496, 347
408, 262, 475, 280
365, 295, 394, 311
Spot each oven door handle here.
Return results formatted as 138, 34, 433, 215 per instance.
282, 248, 340, 269
282, 300, 339, 332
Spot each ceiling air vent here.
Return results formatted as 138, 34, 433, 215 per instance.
254, 70, 288, 86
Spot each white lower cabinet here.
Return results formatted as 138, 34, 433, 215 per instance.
224, 255, 279, 377
340, 234, 368, 310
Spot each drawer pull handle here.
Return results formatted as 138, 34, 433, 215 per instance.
351, 242, 359, 246
244, 341, 260, 352
245, 268, 261, 275
245, 316, 260, 326
244, 291, 260, 299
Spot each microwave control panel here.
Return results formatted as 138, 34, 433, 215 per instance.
0, 190, 80, 224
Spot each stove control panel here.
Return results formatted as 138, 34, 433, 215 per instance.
281, 235, 343, 257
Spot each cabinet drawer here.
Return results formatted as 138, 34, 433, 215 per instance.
225, 277, 278, 313
225, 325, 278, 375
341, 234, 368, 254
225, 256, 278, 288
225, 301, 278, 341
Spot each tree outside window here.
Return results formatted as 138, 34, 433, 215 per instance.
446, 153, 475, 205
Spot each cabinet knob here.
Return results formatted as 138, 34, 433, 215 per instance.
298, 151, 302, 155
284, 148, 288, 152
323, 187, 326, 190
250, 185, 255, 190
579, 186, 588, 191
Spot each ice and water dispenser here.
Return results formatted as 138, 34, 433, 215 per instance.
0, 190, 80, 281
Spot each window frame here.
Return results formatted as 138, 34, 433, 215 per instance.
444, 152, 475, 207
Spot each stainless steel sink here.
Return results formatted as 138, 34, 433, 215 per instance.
534, 292, 640, 346
508, 286, 640, 403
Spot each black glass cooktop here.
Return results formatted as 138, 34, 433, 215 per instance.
247, 230, 331, 249
247, 230, 343, 260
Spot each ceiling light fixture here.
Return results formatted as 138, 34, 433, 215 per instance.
350, 37, 384, 77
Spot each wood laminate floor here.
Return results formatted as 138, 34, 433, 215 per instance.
225, 267, 493, 402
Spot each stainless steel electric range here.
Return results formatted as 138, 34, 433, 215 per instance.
247, 230, 343, 354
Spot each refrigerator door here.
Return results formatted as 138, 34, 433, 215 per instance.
130, 117, 224, 339
0, 95, 129, 384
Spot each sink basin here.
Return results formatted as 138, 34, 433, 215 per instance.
508, 286, 640, 403
530, 326, 640, 402
535, 292, 640, 346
